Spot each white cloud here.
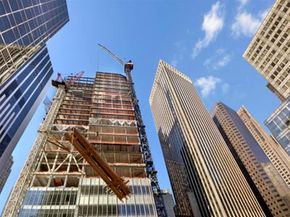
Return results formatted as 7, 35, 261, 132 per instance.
231, 12, 261, 37
195, 76, 221, 97
217, 55, 231, 67
238, 0, 249, 8
171, 59, 178, 67
171, 41, 185, 67
192, 2, 224, 59
231, 5, 270, 38
260, 8, 270, 20
204, 49, 231, 69
222, 83, 230, 94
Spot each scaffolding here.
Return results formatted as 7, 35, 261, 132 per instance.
3, 73, 159, 217
98, 43, 166, 217
65, 128, 131, 200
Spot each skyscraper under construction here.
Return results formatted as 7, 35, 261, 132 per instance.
2, 71, 165, 217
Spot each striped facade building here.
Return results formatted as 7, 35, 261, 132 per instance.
238, 106, 290, 189
149, 60, 266, 217
213, 102, 290, 217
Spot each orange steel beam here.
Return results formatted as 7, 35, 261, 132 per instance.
65, 128, 130, 200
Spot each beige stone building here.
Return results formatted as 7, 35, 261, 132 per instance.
238, 106, 290, 189
243, 0, 290, 100
263, 163, 290, 208
214, 102, 290, 217
150, 60, 267, 217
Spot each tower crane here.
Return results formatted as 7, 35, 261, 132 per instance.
97, 44, 133, 77
97, 44, 167, 216
51, 71, 84, 90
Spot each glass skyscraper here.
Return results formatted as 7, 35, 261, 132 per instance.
213, 102, 290, 217
266, 97, 290, 156
0, 0, 69, 193
0, 0, 69, 83
238, 106, 290, 190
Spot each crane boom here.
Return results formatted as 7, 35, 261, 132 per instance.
97, 44, 134, 75
98, 43, 124, 66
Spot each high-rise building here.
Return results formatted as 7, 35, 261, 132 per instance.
150, 60, 266, 217
160, 190, 175, 217
213, 102, 290, 217
0, 0, 69, 84
238, 106, 290, 188
263, 163, 290, 208
0, 46, 53, 190
2, 72, 164, 217
0, 155, 12, 193
0, 0, 69, 192
265, 97, 290, 156
243, 0, 290, 101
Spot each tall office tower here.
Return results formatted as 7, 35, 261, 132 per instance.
263, 163, 290, 208
0, 0, 69, 84
213, 102, 290, 217
238, 106, 290, 188
2, 72, 164, 217
243, 0, 289, 101
160, 190, 175, 217
150, 60, 266, 217
0, 155, 12, 192
0, 0, 69, 192
266, 98, 290, 156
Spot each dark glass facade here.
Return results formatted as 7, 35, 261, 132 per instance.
0, 0, 69, 193
0, 155, 12, 193
0, 0, 69, 84
266, 98, 290, 156
213, 102, 290, 216
0, 47, 53, 186
0, 46, 52, 155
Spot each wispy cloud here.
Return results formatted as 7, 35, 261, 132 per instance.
204, 49, 231, 69
192, 2, 224, 59
237, 0, 249, 9
222, 83, 230, 94
231, 12, 261, 37
231, 0, 270, 38
170, 59, 178, 67
171, 41, 185, 67
217, 55, 231, 67
195, 76, 230, 97
195, 76, 221, 97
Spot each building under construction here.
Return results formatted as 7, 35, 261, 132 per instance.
2, 71, 165, 216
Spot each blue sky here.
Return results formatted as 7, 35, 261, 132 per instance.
0, 0, 278, 211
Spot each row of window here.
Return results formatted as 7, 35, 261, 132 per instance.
0, 47, 52, 150
78, 204, 156, 216
23, 190, 77, 206
80, 185, 151, 196
19, 208, 74, 217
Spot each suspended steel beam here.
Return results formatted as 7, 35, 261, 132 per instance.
65, 128, 131, 200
